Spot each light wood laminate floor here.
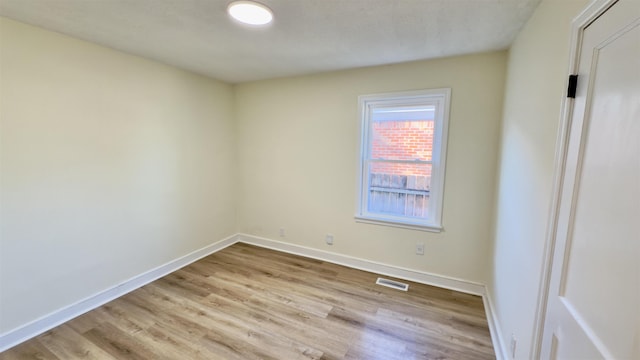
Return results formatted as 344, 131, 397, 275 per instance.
1, 243, 495, 359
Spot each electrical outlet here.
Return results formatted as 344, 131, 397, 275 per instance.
415, 242, 425, 255
325, 234, 334, 245
279, 228, 285, 237
510, 334, 517, 358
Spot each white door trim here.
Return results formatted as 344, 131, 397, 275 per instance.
530, 0, 619, 358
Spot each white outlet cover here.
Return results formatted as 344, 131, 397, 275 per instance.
325, 234, 334, 245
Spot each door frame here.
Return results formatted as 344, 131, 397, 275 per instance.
531, 0, 620, 358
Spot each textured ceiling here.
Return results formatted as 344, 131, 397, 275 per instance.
0, 0, 541, 83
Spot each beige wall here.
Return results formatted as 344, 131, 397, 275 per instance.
0, 17, 237, 333
489, 0, 590, 357
235, 52, 507, 283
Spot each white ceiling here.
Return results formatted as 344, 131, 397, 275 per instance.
0, 0, 541, 83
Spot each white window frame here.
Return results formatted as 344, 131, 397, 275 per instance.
355, 88, 451, 232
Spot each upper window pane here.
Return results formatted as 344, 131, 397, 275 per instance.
370, 117, 434, 162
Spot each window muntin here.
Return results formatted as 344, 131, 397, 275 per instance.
356, 89, 450, 231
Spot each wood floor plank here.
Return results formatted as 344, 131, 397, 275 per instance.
1, 243, 495, 359
37, 325, 116, 360
203, 290, 351, 359
0, 339, 59, 360
81, 322, 164, 360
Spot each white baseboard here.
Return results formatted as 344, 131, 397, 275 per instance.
483, 289, 509, 360
0, 234, 239, 352
238, 233, 486, 296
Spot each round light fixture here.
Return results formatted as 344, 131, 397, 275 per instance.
227, 1, 273, 26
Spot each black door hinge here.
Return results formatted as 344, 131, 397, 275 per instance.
567, 75, 578, 98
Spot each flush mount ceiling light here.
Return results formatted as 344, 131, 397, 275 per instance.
227, 1, 273, 26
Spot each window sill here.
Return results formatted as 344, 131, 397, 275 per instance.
354, 215, 443, 233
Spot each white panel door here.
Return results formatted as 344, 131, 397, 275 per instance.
540, 0, 640, 359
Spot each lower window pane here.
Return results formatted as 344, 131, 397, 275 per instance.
368, 163, 432, 219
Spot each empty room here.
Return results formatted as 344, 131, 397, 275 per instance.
0, 0, 638, 359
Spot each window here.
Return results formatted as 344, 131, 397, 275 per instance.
356, 88, 451, 232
